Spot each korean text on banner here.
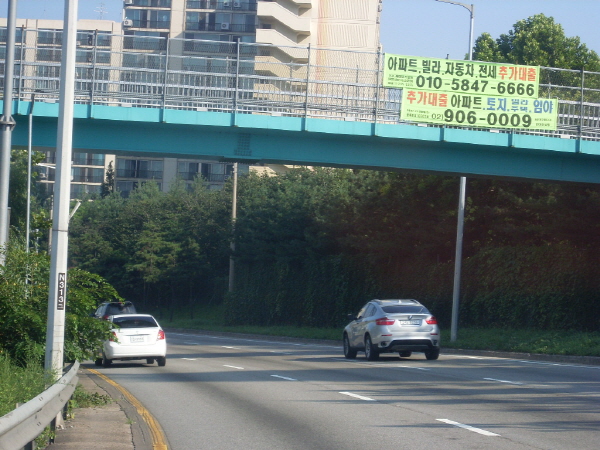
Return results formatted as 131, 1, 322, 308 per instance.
401, 89, 558, 130
384, 54, 540, 99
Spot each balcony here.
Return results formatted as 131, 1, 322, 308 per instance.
185, 22, 257, 33
186, 1, 258, 12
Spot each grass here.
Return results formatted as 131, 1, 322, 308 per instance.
69, 384, 112, 410
159, 304, 600, 358
0, 354, 49, 416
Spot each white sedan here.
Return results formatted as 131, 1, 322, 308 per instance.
96, 314, 167, 367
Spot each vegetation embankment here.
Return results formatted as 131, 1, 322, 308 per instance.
161, 305, 600, 358
0, 240, 118, 420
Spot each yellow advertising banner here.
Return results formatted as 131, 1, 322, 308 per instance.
384, 54, 540, 98
400, 89, 558, 130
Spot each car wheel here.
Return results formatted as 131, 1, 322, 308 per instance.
399, 351, 412, 358
94, 358, 103, 366
343, 334, 357, 359
146, 358, 155, 365
425, 348, 440, 360
157, 356, 166, 367
102, 352, 112, 368
364, 335, 379, 361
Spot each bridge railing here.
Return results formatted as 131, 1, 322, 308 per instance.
1, 28, 599, 141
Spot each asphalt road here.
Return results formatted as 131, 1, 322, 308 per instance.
91, 331, 600, 450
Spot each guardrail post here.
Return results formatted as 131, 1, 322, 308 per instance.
234, 39, 240, 113
374, 47, 383, 125
304, 43, 311, 120
579, 68, 585, 141
162, 36, 170, 111
18, 26, 25, 101
90, 29, 98, 106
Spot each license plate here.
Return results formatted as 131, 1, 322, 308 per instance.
130, 335, 145, 343
398, 320, 421, 325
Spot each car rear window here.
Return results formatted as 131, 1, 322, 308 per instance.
113, 316, 158, 328
106, 304, 136, 315
382, 305, 429, 314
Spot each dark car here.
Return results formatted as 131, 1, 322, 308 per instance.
93, 301, 137, 320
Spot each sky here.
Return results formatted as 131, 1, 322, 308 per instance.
1, 0, 599, 60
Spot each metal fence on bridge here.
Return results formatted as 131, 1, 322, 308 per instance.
1, 28, 599, 140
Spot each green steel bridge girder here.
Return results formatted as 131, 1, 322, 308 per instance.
8, 100, 600, 184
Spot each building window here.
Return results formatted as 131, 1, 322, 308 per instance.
128, 9, 171, 29
116, 180, 162, 197
186, 1, 258, 11
124, 31, 168, 50
73, 152, 105, 166
72, 167, 105, 183
37, 29, 62, 46
117, 159, 163, 179
178, 162, 201, 181
127, 0, 172, 7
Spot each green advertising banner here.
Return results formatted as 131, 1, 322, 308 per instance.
384, 54, 540, 98
400, 89, 558, 130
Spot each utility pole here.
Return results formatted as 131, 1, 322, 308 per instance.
45, 0, 78, 379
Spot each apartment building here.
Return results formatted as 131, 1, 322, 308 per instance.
1, 1, 382, 198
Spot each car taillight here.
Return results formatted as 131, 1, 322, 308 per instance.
109, 331, 118, 342
375, 317, 395, 326
426, 316, 438, 325
157, 330, 165, 340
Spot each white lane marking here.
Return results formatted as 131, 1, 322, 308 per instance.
437, 419, 500, 436
484, 377, 523, 385
182, 358, 197, 361
222, 346, 241, 349
339, 392, 376, 401
517, 360, 600, 370
223, 365, 245, 370
444, 353, 600, 370
168, 332, 339, 349
271, 375, 297, 381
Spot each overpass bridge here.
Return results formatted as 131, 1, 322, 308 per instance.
2, 32, 600, 183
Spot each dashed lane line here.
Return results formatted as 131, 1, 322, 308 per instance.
484, 377, 523, 385
271, 375, 297, 381
437, 419, 500, 436
339, 392, 376, 401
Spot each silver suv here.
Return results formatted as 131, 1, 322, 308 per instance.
343, 299, 440, 361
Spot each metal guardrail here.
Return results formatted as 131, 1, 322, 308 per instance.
0, 361, 80, 450
1, 29, 600, 141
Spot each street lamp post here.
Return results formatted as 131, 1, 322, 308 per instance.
26, 97, 35, 253
0, 0, 18, 264
228, 162, 238, 292
435, 0, 474, 342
